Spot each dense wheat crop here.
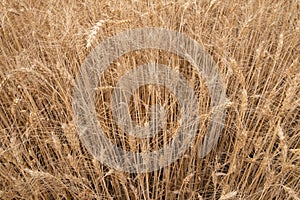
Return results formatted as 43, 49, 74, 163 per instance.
0, 0, 299, 199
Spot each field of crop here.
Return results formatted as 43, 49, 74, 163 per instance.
0, 0, 299, 199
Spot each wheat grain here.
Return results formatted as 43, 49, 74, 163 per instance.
0, 0, 299, 199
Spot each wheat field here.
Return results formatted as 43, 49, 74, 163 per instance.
0, 0, 299, 199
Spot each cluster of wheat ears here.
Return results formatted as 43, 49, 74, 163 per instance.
0, 0, 299, 199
